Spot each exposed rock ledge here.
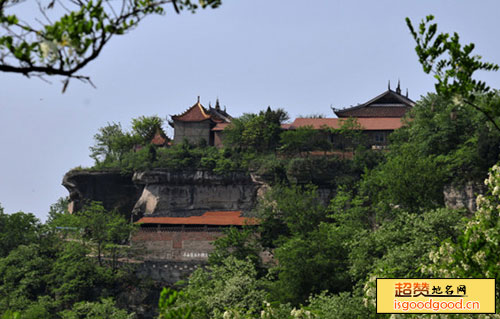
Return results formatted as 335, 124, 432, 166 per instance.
63, 169, 143, 219
443, 181, 485, 213
131, 170, 260, 219
63, 169, 261, 221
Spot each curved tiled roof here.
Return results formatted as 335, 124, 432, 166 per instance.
136, 211, 259, 226
335, 89, 415, 118
335, 107, 409, 118
171, 102, 211, 122
151, 130, 168, 146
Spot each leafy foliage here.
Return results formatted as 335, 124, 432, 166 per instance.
90, 122, 138, 165
279, 126, 331, 155
0, 0, 221, 89
224, 107, 289, 152
132, 116, 166, 144
406, 15, 500, 131
208, 227, 262, 270
361, 93, 500, 214
271, 223, 351, 304
60, 298, 135, 319
178, 257, 269, 319
158, 288, 194, 319
0, 201, 137, 318
0, 210, 41, 258
421, 165, 500, 311
307, 292, 374, 319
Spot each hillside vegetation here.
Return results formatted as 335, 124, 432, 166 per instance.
2, 90, 500, 318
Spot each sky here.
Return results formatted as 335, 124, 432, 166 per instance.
1, 0, 500, 221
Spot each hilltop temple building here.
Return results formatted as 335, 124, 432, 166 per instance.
166, 82, 414, 150
169, 97, 231, 147
132, 83, 415, 275
289, 82, 415, 148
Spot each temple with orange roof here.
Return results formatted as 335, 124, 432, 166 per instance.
333, 81, 415, 118
169, 97, 231, 147
289, 81, 415, 148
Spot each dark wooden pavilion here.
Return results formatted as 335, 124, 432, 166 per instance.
333, 81, 415, 118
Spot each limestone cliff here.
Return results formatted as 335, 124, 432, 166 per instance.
63, 169, 144, 219
131, 170, 259, 220
63, 169, 261, 219
443, 181, 485, 213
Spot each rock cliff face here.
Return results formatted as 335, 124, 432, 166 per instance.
63, 169, 261, 219
63, 170, 144, 219
443, 181, 485, 213
132, 170, 259, 219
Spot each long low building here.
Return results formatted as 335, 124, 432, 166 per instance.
132, 211, 258, 262
287, 83, 415, 148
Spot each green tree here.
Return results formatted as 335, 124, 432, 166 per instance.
348, 208, 466, 289
363, 144, 446, 212
0, 0, 221, 89
0, 200, 138, 318
224, 107, 289, 152
307, 292, 374, 319
60, 298, 135, 319
179, 256, 268, 319
0, 209, 41, 258
89, 122, 137, 165
331, 117, 365, 152
0, 244, 55, 313
406, 15, 500, 131
157, 288, 194, 319
257, 184, 328, 249
360, 93, 500, 213
71, 202, 135, 268
280, 126, 331, 156
421, 164, 500, 312
271, 223, 351, 305
208, 227, 262, 270
131, 115, 166, 144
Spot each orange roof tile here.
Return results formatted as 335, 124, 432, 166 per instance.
290, 117, 403, 131
172, 102, 211, 122
136, 211, 259, 226
211, 123, 230, 131
151, 130, 168, 146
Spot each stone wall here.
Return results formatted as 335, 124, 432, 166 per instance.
135, 260, 205, 285
132, 227, 224, 262
173, 121, 211, 145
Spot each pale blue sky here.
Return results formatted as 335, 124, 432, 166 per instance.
1, 1, 500, 221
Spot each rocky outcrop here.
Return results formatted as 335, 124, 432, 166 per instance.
63, 169, 261, 220
131, 170, 259, 220
443, 181, 485, 213
63, 169, 144, 219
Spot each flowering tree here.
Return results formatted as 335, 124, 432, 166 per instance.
420, 164, 500, 316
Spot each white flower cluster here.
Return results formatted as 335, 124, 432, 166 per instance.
290, 308, 313, 319
39, 40, 59, 61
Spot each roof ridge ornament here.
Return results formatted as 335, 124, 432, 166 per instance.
388, 80, 391, 91
396, 79, 401, 95
215, 97, 221, 110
